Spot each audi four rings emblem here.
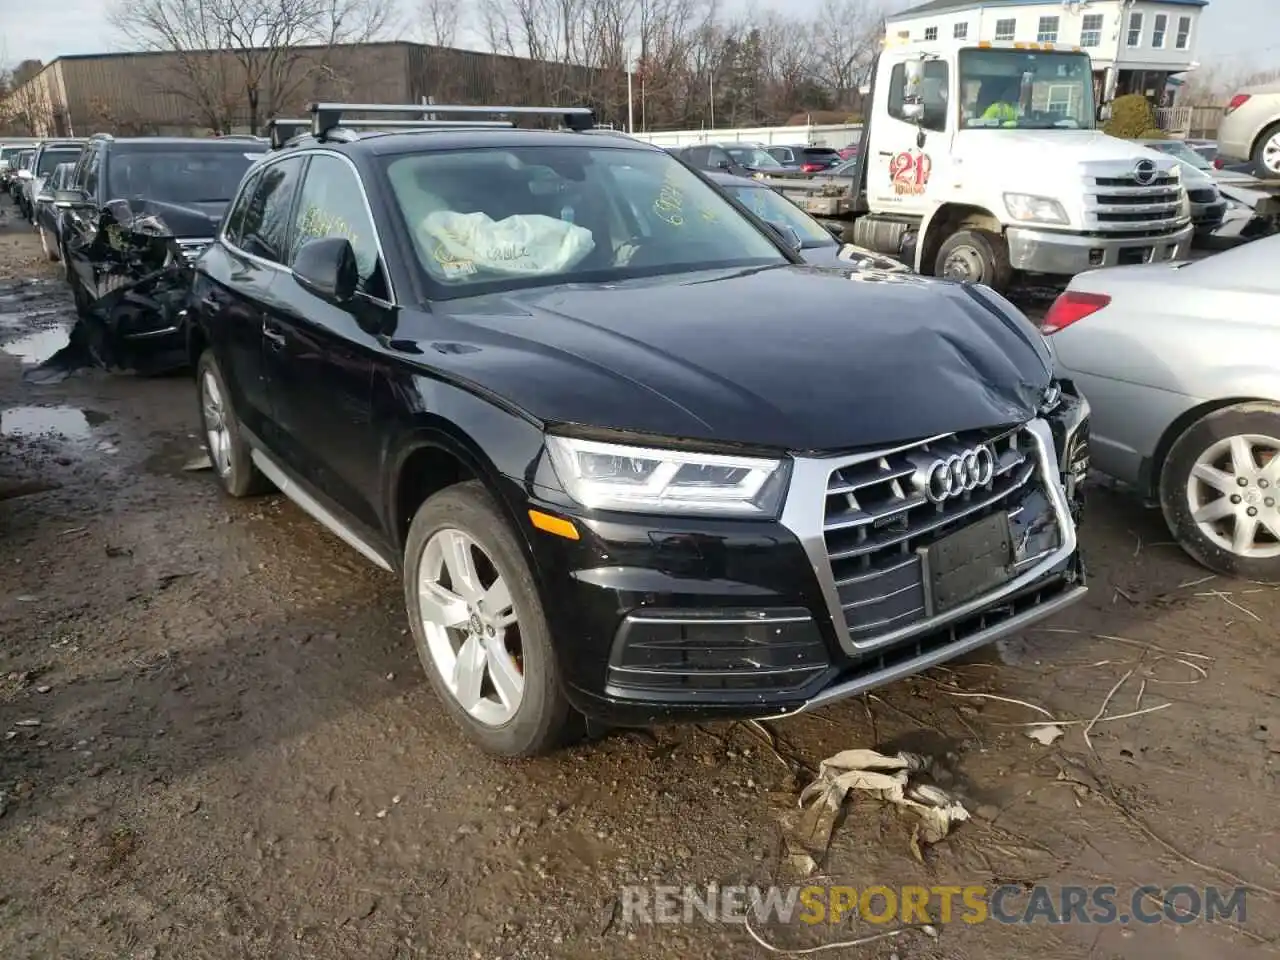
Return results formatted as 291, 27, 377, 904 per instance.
922, 446, 995, 503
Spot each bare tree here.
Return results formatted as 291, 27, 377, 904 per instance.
812, 0, 885, 110
109, 0, 396, 134
415, 0, 465, 46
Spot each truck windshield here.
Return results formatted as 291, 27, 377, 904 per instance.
959, 49, 1095, 130
383, 145, 787, 299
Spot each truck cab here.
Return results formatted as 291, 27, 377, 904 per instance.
850, 38, 1194, 292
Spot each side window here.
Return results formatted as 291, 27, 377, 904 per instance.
222, 169, 261, 247
78, 147, 101, 196
684, 146, 708, 167
288, 154, 383, 293
707, 147, 733, 169
887, 61, 950, 132
239, 157, 305, 263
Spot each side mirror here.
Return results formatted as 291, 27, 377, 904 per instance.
36, 193, 54, 204
293, 236, 359, 305
1099, 103, 1113, 122
765, 220, 803, 253
902, 102, 925, 122
104, 198, 134, 225
16, 168, 33, 181
902, 58, 926, 124
53, 189, 88, 209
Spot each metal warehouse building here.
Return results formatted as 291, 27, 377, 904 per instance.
0, 42, 610, 137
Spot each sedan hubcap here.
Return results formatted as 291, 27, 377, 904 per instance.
1264, 134, 1280, 175
943, 246, 984, 283
1187, 434, 1280, 558
417, 528, 523, 726
200, 371, 232, 477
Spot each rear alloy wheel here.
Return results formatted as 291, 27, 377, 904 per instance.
39, 226, 58, 262
196, 350, 270, 497
1160, 403, 1280, 582
404, 482, 574, 756
1254, 123, 1280, 177
934, 228, 1013, 293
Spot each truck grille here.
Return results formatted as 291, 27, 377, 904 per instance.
822, 424, 1051, 645
1086, 171, 1186, 233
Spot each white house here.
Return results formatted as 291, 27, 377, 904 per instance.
884, 0, 1207, 104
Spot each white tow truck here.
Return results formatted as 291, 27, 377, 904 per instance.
759, 36, 1194, 292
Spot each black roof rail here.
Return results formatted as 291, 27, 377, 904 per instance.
307, 101, 597, 139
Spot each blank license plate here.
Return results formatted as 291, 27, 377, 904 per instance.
919, 513, 1014, 616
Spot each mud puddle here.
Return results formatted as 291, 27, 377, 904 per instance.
1, 404, 109, 441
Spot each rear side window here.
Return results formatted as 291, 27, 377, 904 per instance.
238, 157, 305, 263
222, 169, 262, 247
803, 148, 840, 160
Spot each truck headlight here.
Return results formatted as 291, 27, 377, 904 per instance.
1004, 193, 1069, 225
545, 435, 790, 516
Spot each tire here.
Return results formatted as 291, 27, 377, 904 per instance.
40, 226, 58, 262
1252, 122, 1280, 178
934, 228, 1014, 293
403, 481, 576, 756
1158, 402, 1280, 582
195, 349, 271, 498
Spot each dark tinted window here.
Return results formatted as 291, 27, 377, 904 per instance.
106, 147, 266, 203
37, 148, 82, 176
802, 148, 840, 161
239, 157, 304, 263
222, 168, 262, 246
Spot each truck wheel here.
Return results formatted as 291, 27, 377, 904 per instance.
1253, 123, 1280, 177
403, 481, 576, 757
1159, 402, 1280, 583
196, 349, 270, 497
935, 229, 1013, 292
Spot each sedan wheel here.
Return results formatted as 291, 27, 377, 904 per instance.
1160, 403, 1280, 581
1259, 127, 1280, 177
417, 528, 524, 727
195, 349, 270, 498
200, 370, 234, 479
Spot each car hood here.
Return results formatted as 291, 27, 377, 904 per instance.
418, 265, 1053, 452
127, 198, 227, 238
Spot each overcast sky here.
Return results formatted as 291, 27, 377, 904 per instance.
6, 0, 1278, 78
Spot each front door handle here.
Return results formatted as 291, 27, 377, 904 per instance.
262, 323, 286, 349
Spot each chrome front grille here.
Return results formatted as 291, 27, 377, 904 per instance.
1085, 172, 1187, 233
820, 425, 1043, 644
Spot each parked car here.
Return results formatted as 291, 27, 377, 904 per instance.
5, 149, 34, 202
837, 136, 861, 161
706, 170, 908, 272
54, 134, 268, 371
1217, 83, 1280, 177
1043, 234, 1280, 580
188, 101, 1088, 757
34, 161, 77, 261
22, 139, 85, 224
672, 142, 796, 177
1138, 138, 1280, 242
765, 144, 843, 173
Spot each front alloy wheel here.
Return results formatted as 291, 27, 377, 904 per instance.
404, 482, 575, 756
201, 369, 233, 479
1160, 402, 1280, 582
417, 528, 524, 727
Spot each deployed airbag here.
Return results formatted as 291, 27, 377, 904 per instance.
418, 211, 595, 279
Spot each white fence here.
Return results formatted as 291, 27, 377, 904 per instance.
625, 123, 863, 149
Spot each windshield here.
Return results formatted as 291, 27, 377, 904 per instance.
720, 183, 834, 247
960, 49, 1095, 129
37, 148, 81, 176
107, 148, 266, 203
384, 145, 787, 299
1147, 140, 1213, 170
725, 146, 785, 169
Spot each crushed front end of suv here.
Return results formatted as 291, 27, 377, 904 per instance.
56, 136, 268, 372
189, 102, 1090, 756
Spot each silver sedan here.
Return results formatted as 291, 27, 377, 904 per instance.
1044, 235, 1280, 581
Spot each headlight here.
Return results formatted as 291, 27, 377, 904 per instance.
1004, 193, 1069, 225
545, 435, 789, 516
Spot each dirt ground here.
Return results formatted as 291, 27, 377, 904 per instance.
1, 200, 1277, 960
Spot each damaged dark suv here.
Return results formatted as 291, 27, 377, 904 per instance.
189, 102, 1090, 757
53, 134, 268, 371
